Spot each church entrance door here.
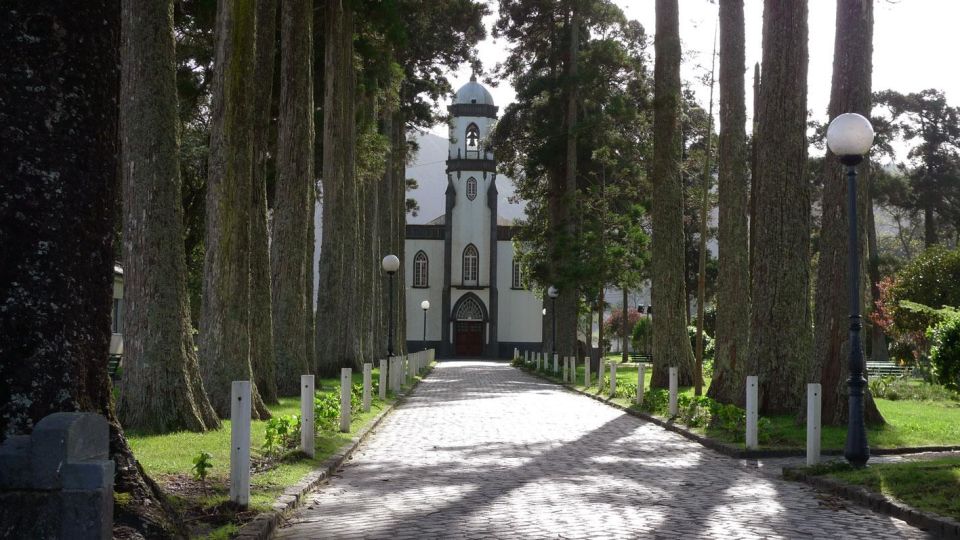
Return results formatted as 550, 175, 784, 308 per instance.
455, 321, 484, 356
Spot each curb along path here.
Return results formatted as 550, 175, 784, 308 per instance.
277, 361, 927, 539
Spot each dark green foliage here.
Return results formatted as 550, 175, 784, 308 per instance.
930, 315, 960, 391
314, 391, 341, 432
887, 246, 960, 335
191, 451, 213, 482
640, 392, 773, 444
631, 316, 652, 355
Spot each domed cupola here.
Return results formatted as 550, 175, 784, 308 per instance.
454, 74, 495, 106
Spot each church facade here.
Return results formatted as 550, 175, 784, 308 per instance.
404, 77, 543, 358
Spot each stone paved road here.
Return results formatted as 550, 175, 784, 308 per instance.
277, 361, 930, 539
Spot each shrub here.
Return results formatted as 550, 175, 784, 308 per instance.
640, 388, 669, 414
631, 316, 652, 355
263, 414, 301, 456
616, 381, 638, 400
605, 308, 643, 340
929, 315, 960, 391
314, 391, 340, 431
881, 246, 960, 337
687, 326, 715, 364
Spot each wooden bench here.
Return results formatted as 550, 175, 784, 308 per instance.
628, 352, 652, 363
866, 361, 908, 378
107, 355, 122, 381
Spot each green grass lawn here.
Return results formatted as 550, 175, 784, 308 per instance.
814, 457, 960, 522
527, 359, 960, 450
127, 364, 425, 538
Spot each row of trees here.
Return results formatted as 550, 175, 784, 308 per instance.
496, 0, 894, 424
2, 0, 485, 535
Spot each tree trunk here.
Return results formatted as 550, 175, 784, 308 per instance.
316, 0, 359, 375
118, 0, 220, 433
866, 177, 890, 362
250, 0, 280, 405
200, 0, 270, 419
272, 0, 314, 394
708, 0, 749, 407
810, 0, 884, 426
749, 0, 810, 415
0, 3, 185, 535
651, 0, 696, 388
622, 287, 629, 363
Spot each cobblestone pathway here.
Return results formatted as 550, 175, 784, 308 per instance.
277, 361, 929, 539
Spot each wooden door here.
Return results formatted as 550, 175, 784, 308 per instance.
455, 321, 484, 356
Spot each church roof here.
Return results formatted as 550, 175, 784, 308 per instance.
453, 75, 494, 106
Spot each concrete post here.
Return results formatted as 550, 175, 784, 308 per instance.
562, 356, 568, 382
598, 360, 605, 390
553, 353, 558, 374
379, 358, 387, 400
230, 381, 252, 506
300, 375, 315, 457
668, 367, 678, 416
585, 356, 591, 387
807, 383, 822, 465
746, 375, 759, 449
362, 363, 372, 412
340, 368, 352, 433
611, 362, 618, 396
636, 364, 646, 405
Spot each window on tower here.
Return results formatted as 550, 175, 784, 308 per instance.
512, 258, 523, 289
462, 244, 479, 285
466, 177, 477, 201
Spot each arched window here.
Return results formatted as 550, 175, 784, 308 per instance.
455, 296, 484, 321
466, 177, 478, 201
413, 251, 428, 288
512, 258, 523, 289
462, 244, 479, 285
465, 123, 480, 157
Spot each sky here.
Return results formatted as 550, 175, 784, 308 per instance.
429, 0, 960, 163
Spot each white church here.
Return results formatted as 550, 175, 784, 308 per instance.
404, 76, 543, 358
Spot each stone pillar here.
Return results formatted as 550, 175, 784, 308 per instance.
301, 375, 315, 457
0, 413, 114, 539
668, 367, 678, 416
610, 362, 617, 398
379, 358, 387, 400
746, 375, 759, 449
340, 368, 352, 433
807, 383, 821, 465
362, 363, 372, 412
230, 381, 252, 506
584, 356, 591, 387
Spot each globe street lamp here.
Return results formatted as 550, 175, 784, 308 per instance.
548, 285, 559, 359
826, 112, 875, 468
541, 307, 547, 352
420, 300, 430, 352
382, 254, 400, 357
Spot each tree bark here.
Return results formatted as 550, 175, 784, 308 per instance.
622, 287, 629, 363
810, 0, 884, 426
200, 0, 270, 419
316, 0, 359, 375
866, 177, 890, 363
0, 3, 185, 535
651, 0, 696, 388
749, 0, 810, 415
708, 0, 750, 407
272, 0, 314, 394
118, 0, 220, 433
251, 0, 280, 405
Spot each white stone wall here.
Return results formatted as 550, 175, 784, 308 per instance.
495, 241, 543, 343
450, 171, 492, 287
404, 238, 444, 343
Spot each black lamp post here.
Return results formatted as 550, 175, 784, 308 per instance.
826, 112, 875, 468
548, 285, 559, 358
420, 299, 430, 352
382, 254, 400, 356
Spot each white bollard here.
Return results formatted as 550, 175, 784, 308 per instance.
340, 368, 352, 433
636, 364, 646, 405
585, 356, 591, 387
362, 363, 372, 412
598, 360, 605, 390
379, 358, 387, 400
610, 362, 618, 398
300, 375, 315, 457
668, 367, 678, 416
553, 353, 559, 374
807, 383, 822, 465
562, 356, 569, 382
230, 381, 251, 506
746, 375, 759, 449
